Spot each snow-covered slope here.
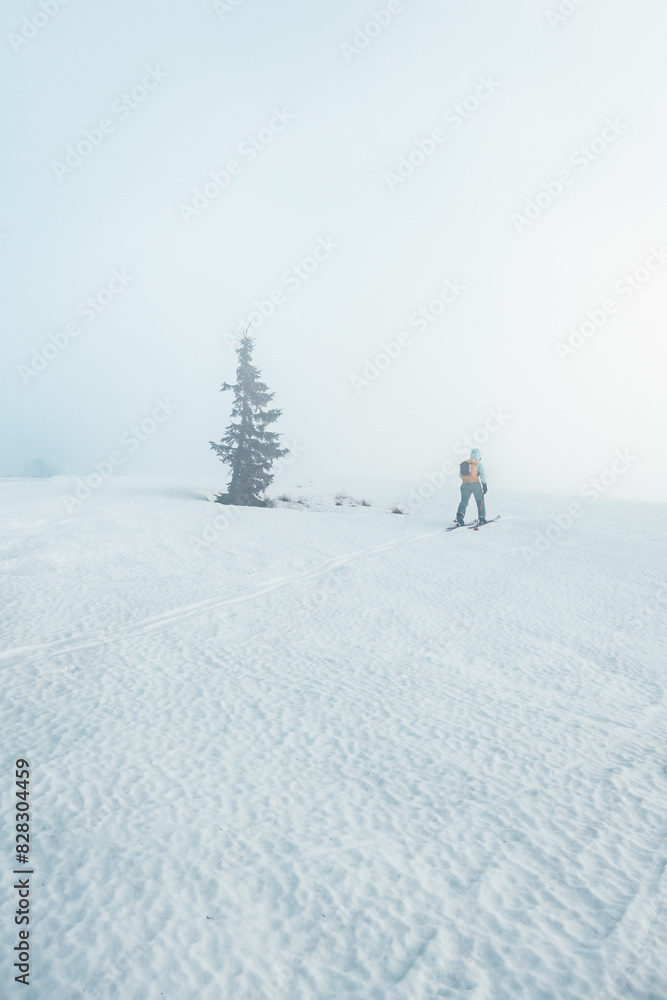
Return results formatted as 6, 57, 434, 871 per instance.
1, 477, 666, 1000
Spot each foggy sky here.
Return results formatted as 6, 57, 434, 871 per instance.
2, 0, 666, 501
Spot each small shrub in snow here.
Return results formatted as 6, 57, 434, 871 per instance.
334, 491, 371, 507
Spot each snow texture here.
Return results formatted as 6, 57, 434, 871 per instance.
1, 477, 666, 1000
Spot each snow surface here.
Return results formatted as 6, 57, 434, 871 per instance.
1, 476, 666, 1000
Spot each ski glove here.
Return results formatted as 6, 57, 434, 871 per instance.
482, 483, 488, 494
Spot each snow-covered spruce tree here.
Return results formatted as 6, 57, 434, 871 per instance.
210, 332, 288, 506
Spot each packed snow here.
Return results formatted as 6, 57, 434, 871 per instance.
1, 476, 666, 1000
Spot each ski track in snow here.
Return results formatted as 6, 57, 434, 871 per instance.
0, 524, 448, 668
1, 478, 666, 1000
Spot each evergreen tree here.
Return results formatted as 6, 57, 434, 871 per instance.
210, 332, 288, 505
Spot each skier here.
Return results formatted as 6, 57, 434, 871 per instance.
455, 447, 487, 526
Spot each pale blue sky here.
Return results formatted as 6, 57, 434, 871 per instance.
2, 0, 666, 499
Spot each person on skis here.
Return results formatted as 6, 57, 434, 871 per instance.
455, 447, 487, 526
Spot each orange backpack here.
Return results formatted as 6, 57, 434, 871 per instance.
460, 459, 479, 482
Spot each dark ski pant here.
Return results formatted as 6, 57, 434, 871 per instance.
457, 482, 486, 521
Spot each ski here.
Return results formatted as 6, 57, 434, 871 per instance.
445, 521, 476, 531
468, 515, 500, 530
